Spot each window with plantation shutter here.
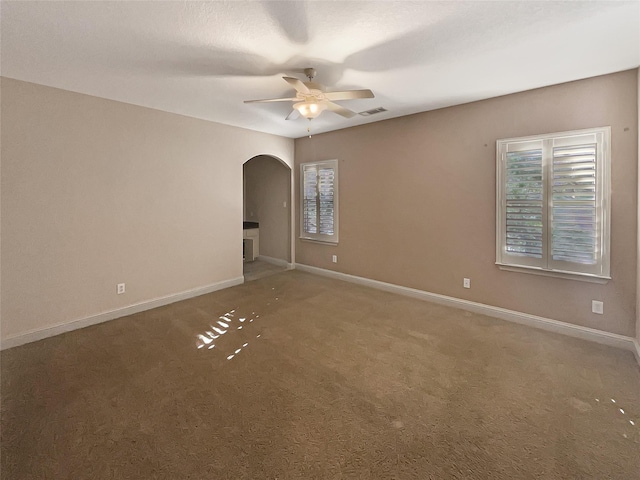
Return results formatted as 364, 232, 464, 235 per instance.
300, 160, 339, 243
497, 127, 610, 281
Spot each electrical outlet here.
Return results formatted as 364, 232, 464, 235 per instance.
463, 278, 471, 289
592, 300, 603, 315
332, 255, 337, 263
117, 283, 125, 295
283, 201, 287, 208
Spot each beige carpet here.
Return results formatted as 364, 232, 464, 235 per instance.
2, 270, 639, 479
243, 258, 288, 282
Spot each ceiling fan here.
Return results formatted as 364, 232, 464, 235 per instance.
244, 68, 374, 120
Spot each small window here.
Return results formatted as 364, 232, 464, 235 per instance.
496, 127, 610, 280
300, 159, 339, 243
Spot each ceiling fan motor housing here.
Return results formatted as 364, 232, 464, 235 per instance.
304, 81, 325, 92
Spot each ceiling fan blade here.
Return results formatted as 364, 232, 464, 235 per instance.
283, 76, 311, 94
325, 101, 357, 118
324, 89, 375, 101
285, 109, 300, 120
244, 97, 298, 103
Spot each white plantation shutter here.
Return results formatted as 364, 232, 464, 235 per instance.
551, 144, 597, 266
505, 149, 544, 262
301, 160, 339, 243
303, 166, 318, 234
318, 167, 335, 235
497, 127, 610, 280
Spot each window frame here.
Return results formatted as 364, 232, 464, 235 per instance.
300, 159, 339, 244
496, 127, 611, 282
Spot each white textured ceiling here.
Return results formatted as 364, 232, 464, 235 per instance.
2, 1, 639, 139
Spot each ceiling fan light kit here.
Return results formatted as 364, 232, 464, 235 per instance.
294, 100, 327, 119
244, 67, 375, 122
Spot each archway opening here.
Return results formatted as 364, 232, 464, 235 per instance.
242, 155, 292, 280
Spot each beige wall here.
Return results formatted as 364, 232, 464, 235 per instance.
244, 155, 291, 262
295, 70, 638, 338
1, 78, 293, 341
637, 68, 640, 344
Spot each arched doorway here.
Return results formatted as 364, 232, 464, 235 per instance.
242, 155, 292, 280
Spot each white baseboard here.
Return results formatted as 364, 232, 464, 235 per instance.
258, 255, 294, 269
295, 263, 639, 363
1, 276, 245, 350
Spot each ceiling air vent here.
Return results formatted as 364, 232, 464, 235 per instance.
359, 107, 388, 116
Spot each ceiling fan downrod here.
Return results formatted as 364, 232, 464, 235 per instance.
304, 68, 316, 82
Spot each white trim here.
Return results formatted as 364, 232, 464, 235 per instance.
497, 264, 610, 284
299, 238, 338, 246
1, 276, 244, 350
258, 255, 294, 269
295, 263, 639, 362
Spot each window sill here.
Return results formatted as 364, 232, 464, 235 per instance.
300, 237, 338, 246
496, 263, 610, 284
